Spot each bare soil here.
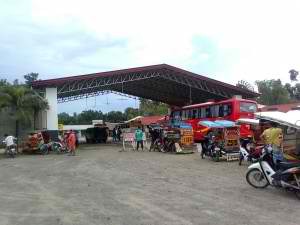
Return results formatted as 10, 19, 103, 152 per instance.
0, 144, 298, 225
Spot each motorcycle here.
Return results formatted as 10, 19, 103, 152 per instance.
5, 144, 17, 158
246, 146, 300, 199
201, 134, 224, 162
162, 130, 181, 153
239, 142, 262, 165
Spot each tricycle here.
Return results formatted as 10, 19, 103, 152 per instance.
199, 120, 240, 161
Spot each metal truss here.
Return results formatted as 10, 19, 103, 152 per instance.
57, 71, 160, 96
58, 90, 138, 103
160, 69, 232, 98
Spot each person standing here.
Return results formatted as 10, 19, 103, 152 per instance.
112, 127, 117, 142
117, 126, 122, 141
68, 130, 77, 156
3, 134, 17, 153
135, 126, 144, 151
260, 122, 283, 165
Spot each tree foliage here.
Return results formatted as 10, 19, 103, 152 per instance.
24, 73, 39, 86
289, 69, 299, 81
139, 98, 168, 116
236, 80, 254, 91
255, 79, 290, 105
0, 80, 48, 136
124, 107, 139, 120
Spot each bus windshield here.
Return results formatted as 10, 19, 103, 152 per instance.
240, 102, 257, 113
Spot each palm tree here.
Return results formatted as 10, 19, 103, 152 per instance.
25, 90, 49, 129
0, 85, 48, 138
236, 80, 255, 92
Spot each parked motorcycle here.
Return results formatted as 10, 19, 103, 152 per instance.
246, 146, 300, 199
201, 134, 224, 162
151, 137, 164, 152
51, 142, 68, 154
162, 130, 181, 153
5, 144, 17, 158
239, 142, 262, 165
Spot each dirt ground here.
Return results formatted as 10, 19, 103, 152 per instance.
0, 144, 299, 225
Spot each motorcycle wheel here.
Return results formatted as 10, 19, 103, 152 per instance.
246, 168, 269, 188
212, 151, 220, 162
295, 190, 300, 200
238, 151, 244, 165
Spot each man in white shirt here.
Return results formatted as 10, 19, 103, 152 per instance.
3, 134, 16, 149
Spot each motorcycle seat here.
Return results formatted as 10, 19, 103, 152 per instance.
279, 161, 300, 170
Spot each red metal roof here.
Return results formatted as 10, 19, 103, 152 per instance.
140, 116, 165, 125
32, 64, 259, 106
32, 64, 257, 95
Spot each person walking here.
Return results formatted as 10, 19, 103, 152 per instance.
135, 126, 144, 151
68, 130, 77, 156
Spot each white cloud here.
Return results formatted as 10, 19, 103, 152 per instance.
1, 0, 300, 112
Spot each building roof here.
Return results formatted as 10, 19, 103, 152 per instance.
261, 102, 300, 113
124, 115, 164, 125
140, 116, 165, 125
32, 64, 259, 106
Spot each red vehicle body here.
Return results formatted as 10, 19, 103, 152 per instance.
170, 97, 258, 142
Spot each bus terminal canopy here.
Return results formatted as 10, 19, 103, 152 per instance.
32, 64, 259, 106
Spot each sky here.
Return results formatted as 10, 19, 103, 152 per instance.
1, 0, 300, 114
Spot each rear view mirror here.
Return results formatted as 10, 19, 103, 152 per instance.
286, 127, 296, 135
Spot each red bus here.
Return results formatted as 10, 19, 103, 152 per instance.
170, 97, 258, 142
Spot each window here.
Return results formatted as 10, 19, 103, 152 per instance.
211, 105, 220, 117
173, 111, 181, 120
240, 102, 257, 113
223, 104, 232, 116
181, 110, 187, 120
188, 110, 192, 119
192, 109, 198, 119
206, 107, 211, 118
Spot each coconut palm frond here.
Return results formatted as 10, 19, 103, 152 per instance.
236, 80, 255, 92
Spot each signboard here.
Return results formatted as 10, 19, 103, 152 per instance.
123, 132, 135, 142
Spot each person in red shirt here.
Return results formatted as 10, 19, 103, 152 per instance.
68, 130, 77, 156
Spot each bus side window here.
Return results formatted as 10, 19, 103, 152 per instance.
206, 107, 211, 118
219, 105, 224, 117
192, 109, 197, 119
201, 108, 206, 118
188, 110, 192, 119
212, 105, 219, 117
197, 108, 201, 118
181, 110, 187, 120
223, 104, 232, 116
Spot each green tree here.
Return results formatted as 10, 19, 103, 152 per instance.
124, 107, 140, 120
289, 69, 299, 81
0, 79, 10, 87
255, 79, 290, 105
105, 111, 127, 122
58, 112, 78, 125
139, 98, 168, 116
0, 85, 48, 138
77, 110, 103, 124
24, 73, 39, 86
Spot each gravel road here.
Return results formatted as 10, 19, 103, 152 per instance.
0, 144, 298, 225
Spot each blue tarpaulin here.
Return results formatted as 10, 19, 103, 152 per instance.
198, 120, 235, 128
